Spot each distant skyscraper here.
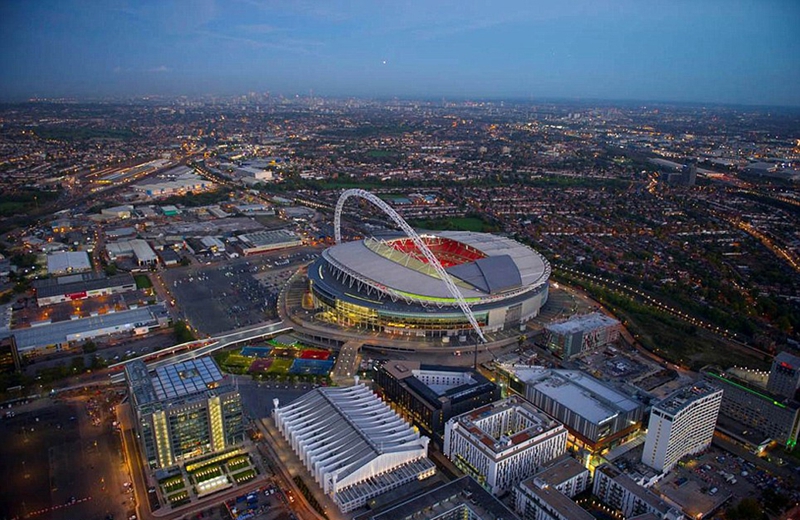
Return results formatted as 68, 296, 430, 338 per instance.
767, 352, 800, 400
642, 382, 722, 473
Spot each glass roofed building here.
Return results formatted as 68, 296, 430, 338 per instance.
125, 356, 244, 470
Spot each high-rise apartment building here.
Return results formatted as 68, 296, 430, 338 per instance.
641, 382, 722, 473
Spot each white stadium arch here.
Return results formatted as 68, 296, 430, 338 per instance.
334, 188, 487, 343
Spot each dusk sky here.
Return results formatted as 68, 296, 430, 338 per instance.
1, 0, 799, 106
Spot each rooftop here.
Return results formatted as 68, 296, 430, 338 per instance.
46, 251, 91, 273
453, 396, 564, 455
365, 476, 519, 520
533, 455, 588, 487
655, 381, 721, 416
151, 357, 224, 401
33, 272, 136, 299
520, 479, 594, 520
546, 312, 620, 335
511, 368, 641, 424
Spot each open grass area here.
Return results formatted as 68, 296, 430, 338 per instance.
227, 456, 250, 472
160, 476, 185, 493
167, 491, 190, 505
555, 272, 771, 372
408, 215, 496, 233
134, 274, 153, 289
267, 358, 294, 374
193, 465, 223, 483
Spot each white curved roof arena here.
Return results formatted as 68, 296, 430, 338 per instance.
322, 231, 550, 301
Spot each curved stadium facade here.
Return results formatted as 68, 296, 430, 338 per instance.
308, 231, 551, 339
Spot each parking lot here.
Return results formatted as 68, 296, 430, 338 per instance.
0, 391, 133, 520
164, 251, 318, 335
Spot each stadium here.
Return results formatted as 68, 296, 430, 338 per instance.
307, 225, 551, 340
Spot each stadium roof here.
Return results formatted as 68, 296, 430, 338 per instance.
324, 231, 548, 300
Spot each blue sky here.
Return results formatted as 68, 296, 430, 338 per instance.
1, 0, 799, 105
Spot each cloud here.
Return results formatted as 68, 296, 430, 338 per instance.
149, 65, 171, 73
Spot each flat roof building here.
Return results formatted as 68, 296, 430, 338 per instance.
126, 356, 244, 470
46, 251, 92, 275
515, 456, 593, 520
273, 382, 436, 513
544, 312, 620, 359
106, 239, 158, 266
374, 360, 500, 442
33, 272, 136, 306
444, 396, 567, 495
503, 367, 644, 454
4, 304, 167, 355
238, 230, 302, 256
702, 365, 800, 450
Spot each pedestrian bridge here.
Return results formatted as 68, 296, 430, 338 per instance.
109, 320, 292, 384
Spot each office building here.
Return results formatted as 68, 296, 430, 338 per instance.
273, 383, 436, 513
374, 360, 500, 441
443, 396, 567, 495
126, 357, 244, 470
544, 312, 620, 359
642, 382, 721, 473
503, 367, 643, 454
593, 464, 685, 520
767, 352, 800, 399
702, 365, 800, 450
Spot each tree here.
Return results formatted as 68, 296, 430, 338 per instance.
727, 498, 766, 520
174, 321, 196, 343
82, 340, 97, 354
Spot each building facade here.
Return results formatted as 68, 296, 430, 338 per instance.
444, 396, 567, 495
642, 382, 722, 473
544, 312, 620, 359
503, 367, 643, 454
593, 464, 685, 520
374, 360, 500, 442
33, 272, 137, 306
126, 357, 244, 470
307, 231, 550, 339
767, 352, 800, 400
516, 457, 593, 520
273, 383, 436, 513
702, 366, 800, 450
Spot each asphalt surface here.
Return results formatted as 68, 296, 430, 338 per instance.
0, 391, 132, 520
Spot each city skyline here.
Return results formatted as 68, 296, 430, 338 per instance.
2, 0, 799, 107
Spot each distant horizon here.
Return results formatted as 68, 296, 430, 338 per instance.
2, 1, 798, 108
3, 92, 800, 112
